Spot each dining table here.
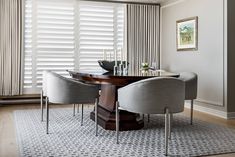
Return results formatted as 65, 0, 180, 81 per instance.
68, 69, 179, 131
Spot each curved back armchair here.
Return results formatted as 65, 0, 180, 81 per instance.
179, 72, 198, 124
115, 77, 185, 156
118, 77, 185, 114
45, 71, 99, 134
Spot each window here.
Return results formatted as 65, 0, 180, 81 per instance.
23, 0, 125, 94
79, 2, 124, 72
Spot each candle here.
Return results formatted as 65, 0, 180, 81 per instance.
103, 49, 106, 60
117, 49, 120, 61
109, 51, 112, 61
114, 49, 117, 66
120, 48, 123, 63
125, 50, 128, 68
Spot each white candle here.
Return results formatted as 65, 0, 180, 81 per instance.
120, 48, 123, 63
114, 49, 117, 66
109, 51, 112, 61
103, 49, 106, 60
118, 49, 120, 61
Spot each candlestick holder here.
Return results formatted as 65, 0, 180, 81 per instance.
123, 67, 128, 75
118, 63, 124, 75
113, 65, 118, 75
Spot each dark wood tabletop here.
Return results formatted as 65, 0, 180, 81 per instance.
68, 70, 179, 86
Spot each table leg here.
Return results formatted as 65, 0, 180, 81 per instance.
90, 84, 144, 131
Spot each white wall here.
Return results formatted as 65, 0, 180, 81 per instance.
161, 0, 225, 108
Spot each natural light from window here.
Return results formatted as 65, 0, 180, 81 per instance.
23, 0, 125, 94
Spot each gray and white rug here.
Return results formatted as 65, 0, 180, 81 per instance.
14, 108, 235, 157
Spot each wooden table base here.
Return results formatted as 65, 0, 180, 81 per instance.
90, 84, 144, 131
90, 106, 144, 131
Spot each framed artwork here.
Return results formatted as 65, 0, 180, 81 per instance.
176, 16, 198, 51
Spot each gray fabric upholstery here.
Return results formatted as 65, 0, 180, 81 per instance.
118, 77, 185, 114
46, 71, 99, 104
179, 72, 198, 100
116, 77, 185, 155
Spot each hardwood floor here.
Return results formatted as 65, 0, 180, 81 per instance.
0, 104, 234, 157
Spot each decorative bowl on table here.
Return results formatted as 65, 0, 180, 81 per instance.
98, 60, 128, 72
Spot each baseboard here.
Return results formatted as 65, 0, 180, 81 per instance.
185, 102, 235, 119
0, 94, 40, 100
0, 99, 40, 105
227, 112, 235, 119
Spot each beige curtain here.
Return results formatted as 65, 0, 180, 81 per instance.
127, 4, 160, 74
0, 0, 23, 96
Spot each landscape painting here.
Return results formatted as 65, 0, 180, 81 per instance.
177, 17, 198, 51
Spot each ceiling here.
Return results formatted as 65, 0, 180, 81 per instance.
101, 0, 170, 4
117, 0, 167, 3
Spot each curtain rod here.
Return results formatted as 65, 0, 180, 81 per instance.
80, 0, 160, 6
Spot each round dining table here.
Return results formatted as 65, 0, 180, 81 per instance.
68, 70, 179, 131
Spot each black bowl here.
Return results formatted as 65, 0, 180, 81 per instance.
98, 60, 128, 72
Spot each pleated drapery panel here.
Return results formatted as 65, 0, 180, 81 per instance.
0, 0, 22, 96
127, 4, 160, 75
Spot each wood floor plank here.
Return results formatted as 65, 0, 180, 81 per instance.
0, 106, 19, 157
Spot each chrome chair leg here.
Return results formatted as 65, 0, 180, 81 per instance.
169, 113, 173, 140
116, 101, 119, 144
81, 104, 84, 126
190, 100, 194, 125
165, 108, 169, 156
95, 98, 98, 136
147, 114, 150, 123
46, 97, 49, 134
77, 104, 79, 113
73, 104, 76, 116
41, 90, 44, 122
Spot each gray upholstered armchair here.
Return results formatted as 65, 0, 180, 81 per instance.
41, 71, 82, 122
179, 72, 198, 125
100, 77, 185, 156
45, 71, 99, 134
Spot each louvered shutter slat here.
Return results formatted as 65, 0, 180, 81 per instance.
23, 0, 124, 93
23, 0, 75, 93
79, 2, 124, 72
36, 0, 75, 89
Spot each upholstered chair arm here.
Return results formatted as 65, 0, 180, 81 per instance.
118, 77, 185, 114
42, 70, 50, 96
46, 72, 99, 104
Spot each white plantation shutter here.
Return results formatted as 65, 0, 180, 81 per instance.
36, 0, 75, 88
24, 0, 75, 93
116, 7, 124, 49
79, 2, 124, 72
23, 0, 125, 94
24, 0, 33, 90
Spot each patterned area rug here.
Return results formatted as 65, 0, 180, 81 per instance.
14, 108, 235, 157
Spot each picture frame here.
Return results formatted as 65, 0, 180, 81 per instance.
176, 16, 198, 51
